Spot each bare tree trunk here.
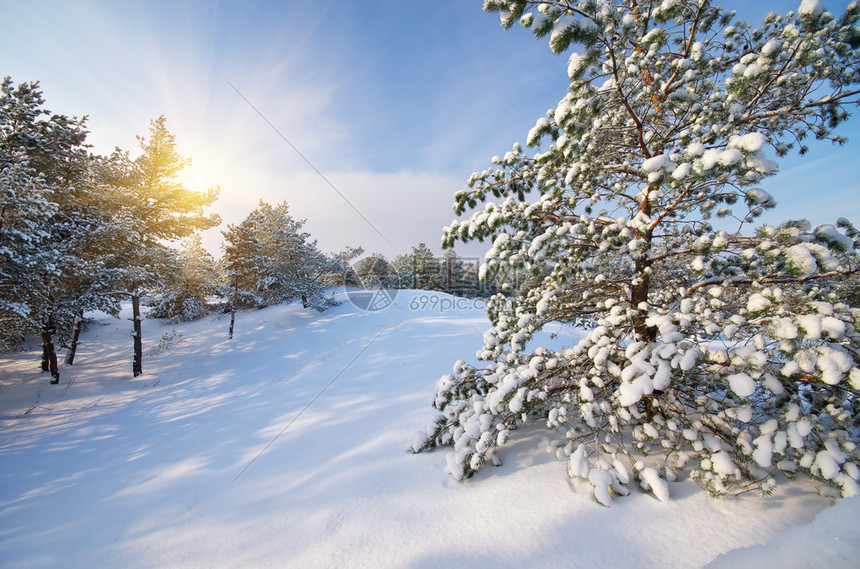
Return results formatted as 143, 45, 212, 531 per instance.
132, 292, 143, 377
41, 317, 60, 384
65, 309, 84, 365
631, 256, 656, 341
631, 196, 657, 343
41, 342, 50, 372
228, 276, 237, 340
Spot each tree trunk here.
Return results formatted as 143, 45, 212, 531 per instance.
631, 256, 657, 342
132, 292, 143, 377
631, 195, 657, 343
228, 275, 237, 340
41, 317, 60, 384
65, 309, 84, 365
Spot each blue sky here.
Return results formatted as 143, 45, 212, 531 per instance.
1, 0, 857, 259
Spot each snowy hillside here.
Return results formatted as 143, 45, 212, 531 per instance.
1, 290, 857, 568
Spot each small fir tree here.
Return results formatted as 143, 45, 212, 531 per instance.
221, 201, 333, 315
325, 246, 364, 287
355, 253, 395, 289
148, 234, 219, 322
394, 243, 444, 290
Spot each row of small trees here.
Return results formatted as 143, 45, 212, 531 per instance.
0, 78, 359, 381
0, 78, 218, 382
354, 244, 545, 297
1, 76, 495, 382
355, 245, 480, 296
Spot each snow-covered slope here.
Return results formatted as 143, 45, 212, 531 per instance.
0, 291, 856, 568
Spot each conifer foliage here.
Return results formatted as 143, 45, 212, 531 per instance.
415, 1, 860, 503
1, 80, 220, 379
0, 78, 115, 381
222, 201, 332, 311
394, 243, 444, 290
110, 116, 220, 376
147, 234, 219, 322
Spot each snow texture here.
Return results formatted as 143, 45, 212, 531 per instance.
785, 244, 818, 276
728, 132, 767, 153
589, 468, 614, 507
0, 291, 852, 568
815, 224, 853, 251
798, 0, 826, 15
567, 52, 585, 78
705, 497, 860, 569
728, 372, 756, 397
642, 154, 676, 173
639, 466, 670, 502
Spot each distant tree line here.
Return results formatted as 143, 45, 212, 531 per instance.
1, 77, 499, 384
352, 243, 535, 298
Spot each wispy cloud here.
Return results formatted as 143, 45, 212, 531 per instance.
200, 169, 469, 258
3, 0, 857, 260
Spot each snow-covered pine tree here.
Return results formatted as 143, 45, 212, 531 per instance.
147, 234, 219, 322
221, 214, 264, 316
415, 0, 860, 504
324, 246, 364, 287
0, 77, 118, 380
355, 253, 396, 289
0, 146, 59, 370
221, 201, 333, 313
389, 254, 416, 290
0, 116, 57, 331
440, 249, 474, 296
109, 116, 220, 376
394, 243, 444, 290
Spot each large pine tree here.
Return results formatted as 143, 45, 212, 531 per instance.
110, 116, 220, 376
416, 1, 860, 503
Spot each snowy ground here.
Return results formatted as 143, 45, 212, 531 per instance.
1, 290, 857, 569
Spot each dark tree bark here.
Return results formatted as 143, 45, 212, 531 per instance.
630, 192, 657, 343
132, 292, 143, 377
228, 275, 238, 340
65, 309, 84, 365
41, 317, 60, 384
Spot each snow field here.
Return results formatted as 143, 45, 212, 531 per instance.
0, 290, 856, 568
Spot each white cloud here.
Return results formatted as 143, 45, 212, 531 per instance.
4, 0, 857, 266
199, 168, 476, 259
